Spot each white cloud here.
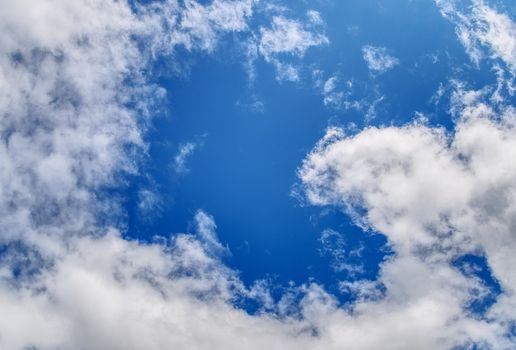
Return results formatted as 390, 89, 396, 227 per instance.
312, 71, 366, 112
272, 60, 300, 82
0, 0, 257, 248
299, 82, 516, 348
322, 76, 345, 107
258, 15, 328, 81
236, 92, 265, 113
436, 0, 516, 73
362, 45, 399, 74
173, 142, 198, 174
338, 279, 384, 302
172, 0, 253, 52
0, 0, 153, 248
193, 210, 229, 257
0, 226, 295, 350
307, 10, 323, 26
259, 16, 328, 59
312, 70, 387, 120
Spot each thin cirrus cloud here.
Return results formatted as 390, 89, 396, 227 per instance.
0, 0, 515, 350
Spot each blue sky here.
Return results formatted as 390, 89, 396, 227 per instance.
1, 0, 516, 349
125, 0, 502, 296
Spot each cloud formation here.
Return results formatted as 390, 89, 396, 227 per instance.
1, 0, 515, 349
300, 81, 516, 348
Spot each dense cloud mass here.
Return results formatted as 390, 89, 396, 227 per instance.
0, 0, 515, 349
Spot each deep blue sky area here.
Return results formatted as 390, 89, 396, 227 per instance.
123, 0, 506, 301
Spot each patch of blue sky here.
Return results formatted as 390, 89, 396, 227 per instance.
453, 254, 503, 316
121, 0, 510, 308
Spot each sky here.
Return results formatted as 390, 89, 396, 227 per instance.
0, 0, 515, 349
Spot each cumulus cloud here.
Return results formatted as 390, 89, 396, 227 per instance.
0, 0, 152, 249
299, 81, 516, 348
0, 217, 313, 350
362, 45, 399, 74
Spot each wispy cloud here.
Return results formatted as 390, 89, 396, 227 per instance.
259, 15, 328, 59
362, 45, 399, 74
258, 14, 328, 81
138, 188, 163, 219
436, 0, 516, 73
173, 142, 198, 174
318, 229, 365, 276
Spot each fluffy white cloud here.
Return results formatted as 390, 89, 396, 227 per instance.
362, 45, 399, 74
0, 0, 153, 251
0, 221, 308, 350
299, 82, 516, 348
